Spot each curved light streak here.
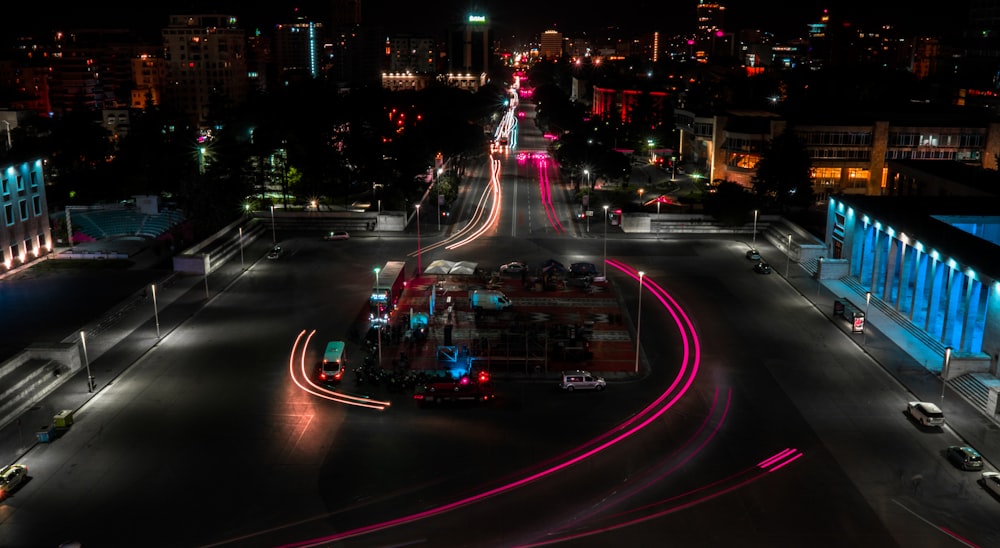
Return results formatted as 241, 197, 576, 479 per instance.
410, 157, 503, 257
287, 329, 390, 411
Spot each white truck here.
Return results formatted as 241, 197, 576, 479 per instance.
470, 290, 512, 311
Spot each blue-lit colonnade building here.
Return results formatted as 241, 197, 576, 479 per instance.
825, 195, 1000, 380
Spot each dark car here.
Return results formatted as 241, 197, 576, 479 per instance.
499, 261, 528, 274
746, 249, 761, 260
569, 262, 597, 278
267, 245, 283, 259
946, 445, 984, 470
753, 261, 771, 274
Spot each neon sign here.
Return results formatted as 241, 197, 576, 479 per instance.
468, 15, 486, 23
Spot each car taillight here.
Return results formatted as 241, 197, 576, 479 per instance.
334, 370, 343, 380
319, 372, 328, 380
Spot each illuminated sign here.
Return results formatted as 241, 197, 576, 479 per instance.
468, 15, 486, 23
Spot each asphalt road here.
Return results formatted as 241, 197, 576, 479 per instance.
2, 105, 1000, 547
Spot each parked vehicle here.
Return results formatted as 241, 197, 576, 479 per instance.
746, 249, 761, 260
267, 245, 283, 260
413, 371, 495, 405
323, 231, 350, 241
907, 401, 945, 427
753, 261, 771, 274
470, 290, 511, 311
982, 472, 1000, 497
499, 261, 527, 274
946, 445, 983, 470
558, 370, 606, 392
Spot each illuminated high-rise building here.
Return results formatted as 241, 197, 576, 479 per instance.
273, 16, 324, 81
539, 30, 563, 59
696, 0, 725, 38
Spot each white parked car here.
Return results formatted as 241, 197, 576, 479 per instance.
982, 472, 1000, 497
323, 231, 350, 241
907, 401, 945, 427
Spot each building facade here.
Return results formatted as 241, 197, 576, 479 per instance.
1, 159, 52, 271
825, 194, 1000, 378
675, 107, 1000, 200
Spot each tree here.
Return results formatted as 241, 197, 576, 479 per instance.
752, 130, 814, 212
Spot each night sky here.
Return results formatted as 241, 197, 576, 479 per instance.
4, 1, 970, 43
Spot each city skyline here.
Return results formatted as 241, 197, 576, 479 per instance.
2, 1, 971, 43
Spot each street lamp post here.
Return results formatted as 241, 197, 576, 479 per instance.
80, 331, 94, 392
416, 204, 422, 276
270, 205, 276, 245
152, 284, 160, 339
942, 346, 953, 402
374, 267, 382, 369
863, 291, 872, 345
785, 233, 792, 277
239, 227, 245, 270
603, 205, 609, 278
752, 209, 758, 248
584, 169, 590, 188
635, 271, 645, 374
638, 188, 644, 207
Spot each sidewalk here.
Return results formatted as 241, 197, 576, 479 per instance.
784, 260, 1000, 470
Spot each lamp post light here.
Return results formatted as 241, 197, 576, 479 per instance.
603, 205, 609, 278
416, 204, 422, 276
752, 209, 758, 249
638, 188, 645, 207
270, 205, 276, 245
584, 169, 590, 188
785, 233, 792, 277
374, 267, 382, 369
80, 331, 94, 392
152, 284, 160, 339
239, 227, 245, 270
942, 346, 953, 402
634, 271, 645, 374
863, 291, 872, 345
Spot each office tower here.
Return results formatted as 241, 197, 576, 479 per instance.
273, 16, 324, 81
540, 30, 563, 60
162, 14, 248, 128
448, 13, 493, 75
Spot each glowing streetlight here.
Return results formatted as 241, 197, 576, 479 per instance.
752, 209, 758, 248
785, 233, 792, 277
152, 284, 160, 339
270, 205, 276, 245
942, 346, 953, 402
374, 267, 382, 369
416, 204, 422, 276
80, 331, 94, 392
583, 169, 590, 187
635, 271, 645, 374
638, 188, 645, 206
863, 291, 872, 345
603, 205, 609, 278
